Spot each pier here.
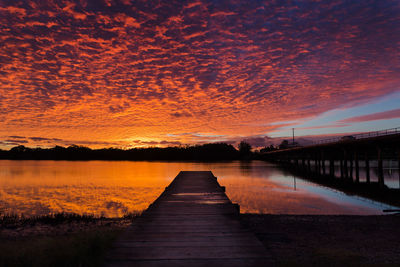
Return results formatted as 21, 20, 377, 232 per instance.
106, 171, 271, 266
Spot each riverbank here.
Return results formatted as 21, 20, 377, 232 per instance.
1, 213, 399, 266
241, 214, 400, 266
0, 214, 135, 267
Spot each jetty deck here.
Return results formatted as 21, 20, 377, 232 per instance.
106, 171, 271, 266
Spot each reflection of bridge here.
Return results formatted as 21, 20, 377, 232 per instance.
262, 131, 400, 189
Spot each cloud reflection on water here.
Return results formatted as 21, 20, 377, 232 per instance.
0, 160, 394, 217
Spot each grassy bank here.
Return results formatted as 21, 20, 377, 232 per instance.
0, 229, 120, 267
241, 214, 400, 266
0, 213, 136, 267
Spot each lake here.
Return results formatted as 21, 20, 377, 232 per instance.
0, 160, 396, 217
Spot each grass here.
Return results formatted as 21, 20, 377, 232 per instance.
0, 229, 121, 267
1, 213, 101, 227
0, 212, 140, 267
0, 212, 141, 226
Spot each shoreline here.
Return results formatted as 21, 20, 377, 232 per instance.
241, 214, 400, 266
1, 213, 399, 266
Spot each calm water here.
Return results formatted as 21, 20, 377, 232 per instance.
0, 160, 396, 217
306, 160, 400, 189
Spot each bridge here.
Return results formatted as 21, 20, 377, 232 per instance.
313, 127, 400, 145
262, 129, 400, 201
106, 171, 271, 267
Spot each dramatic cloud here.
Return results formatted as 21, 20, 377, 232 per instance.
0, 0, 399, 148
0, 135, 132, 148
338, 108, 400, 124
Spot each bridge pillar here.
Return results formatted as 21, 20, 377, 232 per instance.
343, 149, 348, 180
365, 151, 370, 183
340, 158, 344, 179
313, 155, 317, 175
318, 153, 322, 175
329, 158, 335, 177
355, 151, 359, 183
294, 157, 299, 169
349, 152, 354, 181
321, 151, 326, 176
307, 156, 311, 174
311, 158, 314, 174
377, 146, 384, 188
398, 148, 400, 189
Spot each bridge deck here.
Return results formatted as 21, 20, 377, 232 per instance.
106, 171, 271, 266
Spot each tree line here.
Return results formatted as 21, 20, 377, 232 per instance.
0, 142, 256, 161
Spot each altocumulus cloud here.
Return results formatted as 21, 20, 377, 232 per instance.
0, 0, 399, 148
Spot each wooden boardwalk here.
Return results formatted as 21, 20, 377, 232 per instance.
106, 171, 271, 267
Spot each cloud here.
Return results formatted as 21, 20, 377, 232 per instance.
8, 136, 26, 139
0, 0, 399, 148
297, 124, 350, 130
5, 139, 29, 144
239, 136, 274, 148
170, 111, 192, 118
30, 137, 63, 142
338, 108, 400, 124
0, 135, 132, 149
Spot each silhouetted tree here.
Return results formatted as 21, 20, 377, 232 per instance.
0, 143, 241, 161
260, 145, 276, 153
10, 145, 27, 153
238, 141, 252, 158
278, 140, 289, 149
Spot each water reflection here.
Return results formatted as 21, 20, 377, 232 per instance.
304, 160, 399, 188
0, 160, 396, 217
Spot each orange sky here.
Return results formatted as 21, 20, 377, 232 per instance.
1, 0, 400, 149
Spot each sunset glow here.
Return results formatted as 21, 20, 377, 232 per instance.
1, 0, 399, 148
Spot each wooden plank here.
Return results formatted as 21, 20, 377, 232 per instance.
117, 232, 259, 242
113, 239, 263, 247
106, 171, 270, 266
107, 258, 273, 267
107, 245, 268, 260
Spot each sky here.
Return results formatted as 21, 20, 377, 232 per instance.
0, 0, 399, 149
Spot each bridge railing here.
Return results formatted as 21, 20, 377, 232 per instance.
314, 127, 400, 145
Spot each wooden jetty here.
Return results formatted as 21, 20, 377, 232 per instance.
106, 171, 271, 267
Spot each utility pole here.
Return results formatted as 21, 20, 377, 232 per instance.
292, 128, 295, 145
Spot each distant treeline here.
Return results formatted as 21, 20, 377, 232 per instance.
0, 143, 256, 161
